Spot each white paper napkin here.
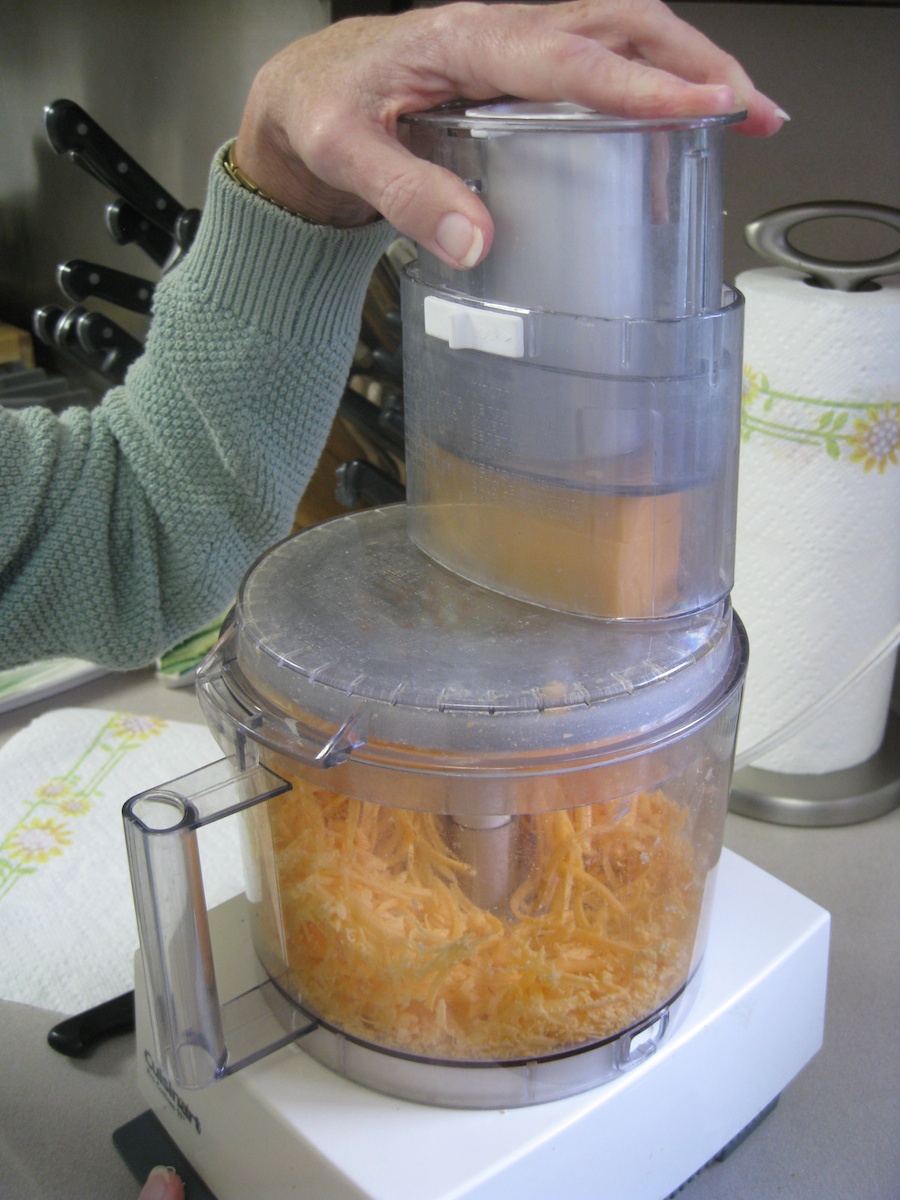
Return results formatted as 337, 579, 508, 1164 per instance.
0, 708, 245, 1012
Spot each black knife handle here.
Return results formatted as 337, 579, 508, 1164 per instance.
47, 990, 136, 1058
57, 259, 155, 316
32, 304, 67, 347
42, 305, 133, 385
75, 309, 144, 361
54, 305, 110, 366
44, 99, 184, 239
175, 207, 203, 252
73, 312, 142, 385
105, 198, 176, 268
335, 459, 406, 509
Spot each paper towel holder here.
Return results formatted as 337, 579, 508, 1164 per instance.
731, 709, 900, 827
744, 201, 900, 292
733, 201, 900, 825
730, 621, 900, 827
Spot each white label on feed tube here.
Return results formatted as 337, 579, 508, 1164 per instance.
424, 294, 525, 358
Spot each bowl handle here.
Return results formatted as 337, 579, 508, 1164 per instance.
122, 758, 310, 1089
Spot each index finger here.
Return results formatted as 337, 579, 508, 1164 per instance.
448, 1, 785, 136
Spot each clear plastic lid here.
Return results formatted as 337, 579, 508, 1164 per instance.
216, 506, 743, 775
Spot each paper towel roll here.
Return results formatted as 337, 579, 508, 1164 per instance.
733, 267, 900, 774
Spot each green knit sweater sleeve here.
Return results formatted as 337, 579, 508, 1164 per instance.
0, 145, 396, 670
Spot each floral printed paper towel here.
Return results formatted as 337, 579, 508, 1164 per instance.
733, 268, 900, 774
0, 708, 245, 1012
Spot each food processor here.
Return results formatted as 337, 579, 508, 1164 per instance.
121, 104, 829, 1199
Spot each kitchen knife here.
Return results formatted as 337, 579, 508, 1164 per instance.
75, 310, 143, 370
57, 259, 155, 316
55, 305, 126, 380
335, 459, 406, 508
371, 344, 404, 384
175, 206, 202, 252
43, 99, 196, 242
105, 198, 176, 268
47, 990, 136, 1057
32, 304, 67, 349
339, 387, 405, 453
34, 304, 131, 385
379, 388, 405, 439
35, 303, 100, 367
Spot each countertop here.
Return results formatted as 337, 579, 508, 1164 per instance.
1, 668, 898, 1200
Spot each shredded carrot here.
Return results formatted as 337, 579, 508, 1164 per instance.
260, 773, 704, 1061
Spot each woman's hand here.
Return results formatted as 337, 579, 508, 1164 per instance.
138, 1166, 184, 1200
236, 0, 786, 267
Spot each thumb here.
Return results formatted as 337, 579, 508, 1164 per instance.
336, 122, 494, 269
138, 1165, 185, 1200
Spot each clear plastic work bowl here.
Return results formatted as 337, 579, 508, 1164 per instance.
124, 507, 748, 1108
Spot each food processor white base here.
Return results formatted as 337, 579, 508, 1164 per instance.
131, 848, 829, 1200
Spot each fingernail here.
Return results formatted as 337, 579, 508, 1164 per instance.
759, 92, 791, 121
142, 1165, 180, 1200
434, 212, 483, 269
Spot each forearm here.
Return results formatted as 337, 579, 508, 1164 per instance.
0, 147, 394, 670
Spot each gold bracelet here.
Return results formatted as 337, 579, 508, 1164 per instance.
223, 140, 324, 223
